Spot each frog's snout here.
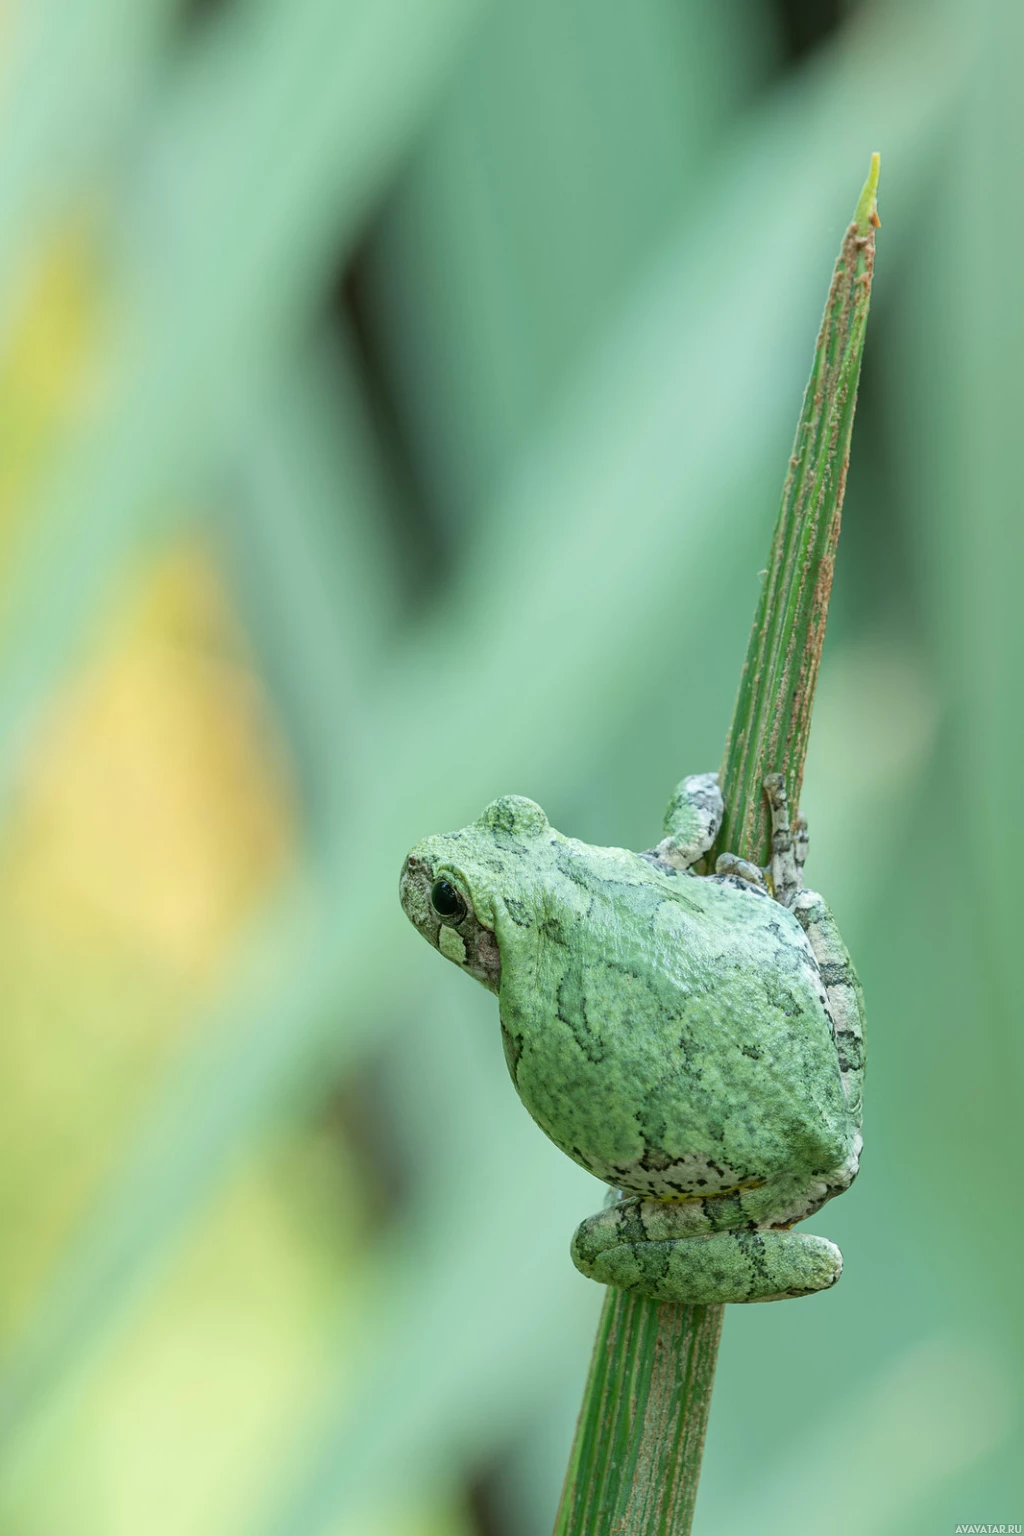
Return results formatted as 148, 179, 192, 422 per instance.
399, 851, 435, 935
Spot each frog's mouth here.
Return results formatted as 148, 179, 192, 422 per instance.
399, 852, 502, 994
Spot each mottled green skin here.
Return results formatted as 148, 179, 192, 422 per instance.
400, 780, 864, 1303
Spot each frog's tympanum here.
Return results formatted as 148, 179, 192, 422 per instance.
400, 773, 864, 1303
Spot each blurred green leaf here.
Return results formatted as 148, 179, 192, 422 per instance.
0, 0, 486, 802
362, 0, 768, 521
0, 0, 178, 330
222, 331, 404, 836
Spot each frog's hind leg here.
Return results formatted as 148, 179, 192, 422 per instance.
791, 888, 866, 1132
654, 772, 723, 871
594, 1229, 842, 1304
571, 1195, 842, 1304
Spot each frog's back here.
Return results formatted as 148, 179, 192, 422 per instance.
497, 846, 852, 1200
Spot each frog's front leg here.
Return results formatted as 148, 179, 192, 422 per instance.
792, 889, 866, 1133
763, 774, 865, 1150
571, 1194, 842, 1304
761, 776, 866, 1132
653, 772, 723, 871
763, 772, 805, 905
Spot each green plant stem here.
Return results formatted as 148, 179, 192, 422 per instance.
552, 153, 880, 1536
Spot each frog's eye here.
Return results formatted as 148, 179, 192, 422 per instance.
431, 878, 467, 923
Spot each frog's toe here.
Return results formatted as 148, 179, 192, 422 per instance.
714, 852, 766, 887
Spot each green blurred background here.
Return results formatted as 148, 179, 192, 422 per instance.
0, 0, 1020, 1532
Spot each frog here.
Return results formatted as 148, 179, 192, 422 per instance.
399, 772, 864, 1303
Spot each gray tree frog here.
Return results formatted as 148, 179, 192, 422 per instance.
399, 773, 864, 1303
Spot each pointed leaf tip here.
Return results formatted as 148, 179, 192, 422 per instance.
855, 152, 881, 232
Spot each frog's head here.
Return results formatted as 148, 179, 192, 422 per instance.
399, 795, 552, 994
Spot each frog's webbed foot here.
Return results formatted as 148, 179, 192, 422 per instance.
571, 1195, 843, 1304
653, 772, 723, 871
